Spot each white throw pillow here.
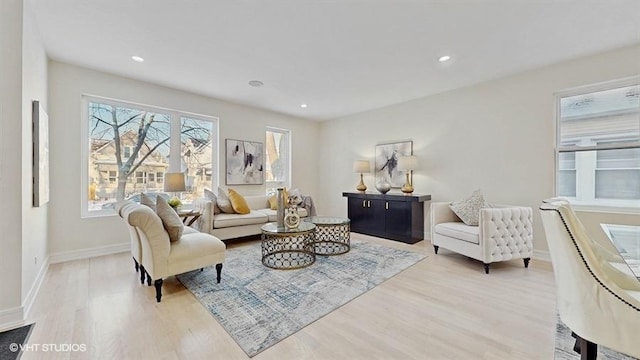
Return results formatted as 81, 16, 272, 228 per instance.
140, 193, 156, 212
204, 188, 221, 214
449, 189, 489, 226
216, 187, 235, 214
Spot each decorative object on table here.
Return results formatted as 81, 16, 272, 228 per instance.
164, 172, 186, 210
32, 100, 49, 207
284, 206, 301, 229
375, 140, 412, 188
375, 179, 391, 194
398, 155, 418, 194
276, 187, 285, 228
353, 160, 370, 192
176, 239, 426, 357
225, 139, 264, 185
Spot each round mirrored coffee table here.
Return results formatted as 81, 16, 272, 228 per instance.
304, 216, 351, 255
261, 222, 316, 269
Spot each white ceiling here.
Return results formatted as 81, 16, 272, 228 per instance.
29, 0, 640, 121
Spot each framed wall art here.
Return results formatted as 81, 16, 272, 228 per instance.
33, 100, 50, 207
225, 139, 264, 185
375, 140, 412, 188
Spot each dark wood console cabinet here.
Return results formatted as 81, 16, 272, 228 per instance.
342, 192, 431, 244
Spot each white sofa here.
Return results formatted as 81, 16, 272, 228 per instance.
430, 202, 533, 273
192, 194, 310, 240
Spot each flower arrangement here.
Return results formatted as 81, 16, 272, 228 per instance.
168, 197, 182, 209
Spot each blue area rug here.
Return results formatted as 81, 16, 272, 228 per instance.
177, 240, 426, 357
555, 316, 634, 359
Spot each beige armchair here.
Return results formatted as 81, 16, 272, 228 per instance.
540, 199, 640, 359
430, 202, 533, 273
119, 201, 226, 302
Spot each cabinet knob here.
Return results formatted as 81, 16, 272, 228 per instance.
368, 200, 371, 207
362, 200, 366, 208
385, 201, 388, 210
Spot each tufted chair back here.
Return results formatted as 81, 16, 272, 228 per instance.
539, 199, 640, 359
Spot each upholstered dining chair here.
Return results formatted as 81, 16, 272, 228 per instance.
539, 199, 640, 359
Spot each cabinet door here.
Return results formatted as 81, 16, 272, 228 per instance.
347, 197, 368, 233
384, 200, 411, 242
367, 199, 387, 236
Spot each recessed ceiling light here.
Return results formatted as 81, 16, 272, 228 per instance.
131, 56, 144, 63
248, 80, 264, 87
300, 104, 308, 108
438, 55, 451, 63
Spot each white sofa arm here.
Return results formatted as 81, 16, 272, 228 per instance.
192, 198, 214, 233
479, 206, 533, 262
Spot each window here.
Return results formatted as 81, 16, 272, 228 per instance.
83, 95, 218, 216
556, 78, 640, 208
265, 127, 291, 194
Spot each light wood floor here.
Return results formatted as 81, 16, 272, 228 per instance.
24, 234, 557, 359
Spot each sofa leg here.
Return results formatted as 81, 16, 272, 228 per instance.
523, 257, 531, 268
146, 270, 152, 286
134, 257, 139, 273
216, 263, 223, 283
433, 245, 439, 254
154, 279, 163, 303
483, 263, 490, 274
140, 265, 146, 284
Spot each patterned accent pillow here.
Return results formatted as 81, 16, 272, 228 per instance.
449, 189, 489, 226
155, 196, 184, 242
216, 187, 235, 214
140, 193, 156, 211
288, 188, 303, 206
204, 188, 221, 214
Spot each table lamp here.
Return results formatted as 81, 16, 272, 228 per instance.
164, 172, 186, 208
353, 160, 370, 192
398, 156, 418, 194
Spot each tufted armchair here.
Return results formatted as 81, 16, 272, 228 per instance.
540, 199, 640, 359
431, 202, 534, 273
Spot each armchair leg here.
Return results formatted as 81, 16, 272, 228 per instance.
433, 245, 439, 254
572, 333, 597, 360
133, 258, 139, 273
139, 265, 146, 284
216, 263, 223, 283
146, 270, 152, 286
483, 263, 490, 274
523, 257, 531, 268
154, 279, 163, 303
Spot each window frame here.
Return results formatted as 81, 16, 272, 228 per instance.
554, 76, 640, 212
81, 94, 219, 218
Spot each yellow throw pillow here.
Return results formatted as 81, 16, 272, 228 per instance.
268, 188, 289, 210
228, 188, 250, 214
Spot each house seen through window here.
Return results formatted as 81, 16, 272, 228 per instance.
556, 79, 640, 208
83, 96, 218, 216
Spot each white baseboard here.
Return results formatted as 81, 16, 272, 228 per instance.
0, 307, 24, 332
49, 242, 129, 264
533, 249, 551, 262
22, 255, 50, 319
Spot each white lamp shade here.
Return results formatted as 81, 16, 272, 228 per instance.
164, 172, 186, 192
353, 160, 370, 173
398, 156, 418, 171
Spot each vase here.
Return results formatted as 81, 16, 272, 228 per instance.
276, 188, 285, 228
376, 181, 391, 194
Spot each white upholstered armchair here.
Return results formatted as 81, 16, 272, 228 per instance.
540, 199, 640, 359
430, 202, 534, 273
119, 201, 226, 302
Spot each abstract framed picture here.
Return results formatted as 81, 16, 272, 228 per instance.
225, 139, 264, 185
375, 140, 412, 188
33, 100, 50, 207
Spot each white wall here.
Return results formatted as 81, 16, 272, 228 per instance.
317, 44, 640, 253
21, 0, 49, 310
48, 61, 320, 254
0, 0, 25, 325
